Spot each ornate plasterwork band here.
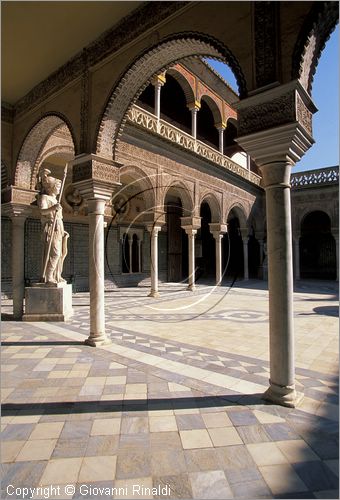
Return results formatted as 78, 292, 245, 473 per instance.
235, 80, 317, 138
71, 154, 122, 201
254, 2, 278, 88
1, 186, 37, 206
292, 1, 339, 94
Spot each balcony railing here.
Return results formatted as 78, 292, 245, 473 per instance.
127, 105, 262, 186
291, 167, 339, 188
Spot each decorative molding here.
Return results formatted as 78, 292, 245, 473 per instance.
296, 93, 312, 136
127, 105, 261, 186
1, 186, 37, 206
80, 52, 90, 152
1, 102, 15, 123
238, 92, 295, 136
292, 2, 339, 94
96, 32, 247, 158
291, 166, 339, 188
14, 2, 188, 116
71, 154, 122, 184
254, 2, 278, 88
235, 81, 316, 138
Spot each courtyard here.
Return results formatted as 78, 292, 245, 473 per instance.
1, 280, 338, 499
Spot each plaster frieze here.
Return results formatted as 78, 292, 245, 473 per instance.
1, 186, 37, 206
71, 154, 121, 201
235, 80, 317, 139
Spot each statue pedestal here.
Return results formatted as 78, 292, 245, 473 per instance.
23, 283, 73, 321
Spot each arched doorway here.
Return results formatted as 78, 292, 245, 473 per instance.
196, 202, 215, 281
300, 211, 336, 279
223, 212, 244, 280
164, 192, 188, 283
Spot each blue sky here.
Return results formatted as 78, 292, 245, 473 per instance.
206, 24, 339, 172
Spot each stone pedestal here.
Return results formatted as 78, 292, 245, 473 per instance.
23, 283, 73, 321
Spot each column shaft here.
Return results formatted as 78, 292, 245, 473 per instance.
218, 128, 224, 154
154, 83, 162, 121
12, 216, 26, 319
138, 240, 142, 273
191, 108, 198, 139
128, 237, 133, 273
86, 199, 110, 346
294, 238, 300, 280
214, 234, 223, 285
263, 169, 296, 405
187, 230, 197, 291
148, 227, 160, 297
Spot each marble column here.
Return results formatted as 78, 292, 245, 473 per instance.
235, 82, 316, 406
186, 228, 197, 291
137, 239, 142, 273
11, 215, 27, 319
147, 225, 161, 297
210, 223, 227, 286
151, 73, 166, 129
188, 101, 200, 140
86, 199, 111, 346
293, 235, 300, 280
71, 153, 121, 347
128, 235, 133, 273
215, 123, 226, 154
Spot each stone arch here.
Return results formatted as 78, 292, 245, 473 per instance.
162, 180, 194, 217
300, 207, 334, 230
200, 192, 221, 223
117, 164, 156, 212
95, 33, 247, 159
226, 202, 248, 229
166, 66, 196, 105
292, 2, 338, 94
199, 94, 223, 125
14, 114, 77, 190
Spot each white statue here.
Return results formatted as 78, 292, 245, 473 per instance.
37, 169, 69, 285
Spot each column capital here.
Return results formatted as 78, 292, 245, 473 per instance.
235, 81, 316, 168
214, 122, 227, 131
240, 228, 249, 240
151, 73, 166, 87
187, 101, 201, 111
180, 216, 201, 230
209, 223, 227, 236
182, 227, 197, 237
70, 153, 122, 201
145, 225, 162, 235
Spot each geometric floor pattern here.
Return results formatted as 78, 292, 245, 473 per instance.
1, 280, 338, 499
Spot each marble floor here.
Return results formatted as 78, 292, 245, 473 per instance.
1, 280, 339, 499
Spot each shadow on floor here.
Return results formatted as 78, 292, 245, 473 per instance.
1, 341, 84, 347
2, 393, 273, 415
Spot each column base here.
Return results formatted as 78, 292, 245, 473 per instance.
85, 335, 112, 347
148, 290, 160, 298
187, 284, 196, 291
262, 382, 304, 408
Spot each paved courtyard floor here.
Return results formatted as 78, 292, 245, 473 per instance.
1, 280, 339, 499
